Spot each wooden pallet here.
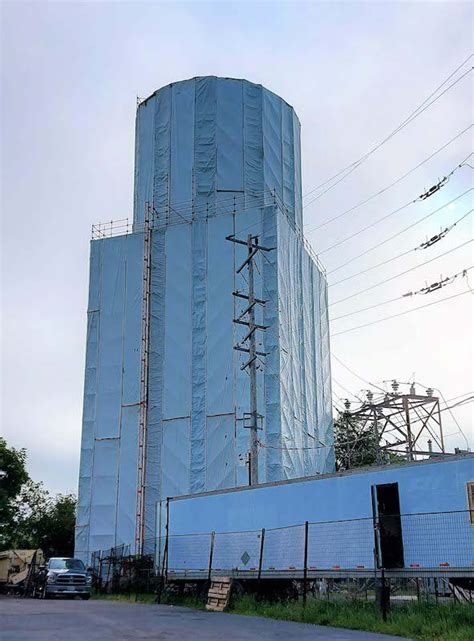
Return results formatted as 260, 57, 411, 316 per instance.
206, 577, 233, 611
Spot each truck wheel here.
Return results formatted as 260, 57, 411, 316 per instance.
81, 594, 90, 600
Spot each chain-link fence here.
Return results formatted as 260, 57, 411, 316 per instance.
90, 510, 474, 602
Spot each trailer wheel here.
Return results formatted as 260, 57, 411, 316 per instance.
81, 594, 91, 600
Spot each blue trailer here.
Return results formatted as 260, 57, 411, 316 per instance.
159, 455, 474, 580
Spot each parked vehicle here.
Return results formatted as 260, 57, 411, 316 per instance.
0, 549, 44, 594
41, 557, 92, 599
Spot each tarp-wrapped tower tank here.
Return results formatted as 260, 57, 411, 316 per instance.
75, 76, 334, 561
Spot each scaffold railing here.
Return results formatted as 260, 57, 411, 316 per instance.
89, 192, 326, 275
91, 218, 134, 239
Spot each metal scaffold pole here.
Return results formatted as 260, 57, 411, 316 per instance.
226, 233, 274, 486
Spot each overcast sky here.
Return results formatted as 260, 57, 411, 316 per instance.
1, 1, 473, 495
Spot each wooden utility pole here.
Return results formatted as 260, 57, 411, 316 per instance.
226, 233, 273, 485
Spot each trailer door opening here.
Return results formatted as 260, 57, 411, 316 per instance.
373, 482, 405, 569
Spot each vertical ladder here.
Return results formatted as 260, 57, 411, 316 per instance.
135, 203, 152, 554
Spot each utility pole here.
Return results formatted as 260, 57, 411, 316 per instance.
226, 233, 274, 485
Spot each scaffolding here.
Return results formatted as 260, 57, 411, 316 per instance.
89, 190, 326, 276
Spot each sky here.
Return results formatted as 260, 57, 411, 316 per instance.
1, 1, 473, 495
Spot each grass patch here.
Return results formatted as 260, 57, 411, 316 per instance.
92, 590, 473, 640
92, 591, 205, 609
229, 595, 474, 641
92, 592, 157, 605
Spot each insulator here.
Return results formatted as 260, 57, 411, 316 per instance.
426, 387, 434, 397
391, 379, 400, 393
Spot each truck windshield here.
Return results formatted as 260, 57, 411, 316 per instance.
49, 559, 85, 571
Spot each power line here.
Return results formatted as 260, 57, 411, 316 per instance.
258, 419, 403, 451
440, 391, 474, 405
320, 199, 414, 255
414, 207, 473, 250
412, 382, 471, 449
235, 196, 473, 329
304, 60, 473, 204
329, 239, 473, 307
400, 395, 473, 449
317, 163, 470, 256
336, 389, 474, 412
330, 248, 414, 287
327, 192, 473, 277
330, 267, 473, 321
331, 295, 403, 322
331, 289, 472, 337
332, 361, 474, 410
257, 398, 474, 453
304, 127, 473, 233
257, 431, 366, 452
331, 367, 473, 446
332, 354, 386, 393
332, 377, 365, 403
302, 57, 473, 206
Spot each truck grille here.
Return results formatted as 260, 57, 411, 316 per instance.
55, 574, 86, 585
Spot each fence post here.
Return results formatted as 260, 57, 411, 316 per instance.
257, 528, 266, 593
208, 531, 216, 582
156, 530, 169, 604
370, 486, 381, 570
98, 555, 103, 593
105, 551, 112, 592
380, 568, 390, 621
165, 499, 170, 581
371, 486, 389, 619
257, 528, 265, 580
303, 521, 309, 607
94, 550, 102, 594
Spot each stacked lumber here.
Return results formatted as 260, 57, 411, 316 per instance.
206, 576, 233, 611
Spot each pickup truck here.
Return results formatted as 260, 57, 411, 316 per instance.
42, 557, 92, 599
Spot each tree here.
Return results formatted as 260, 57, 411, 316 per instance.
0, 438, 76, 556
37, 493, 76, 558
334, 410, 405, 471
0, 438, 29, 548
334, 411, 379, 471
9, 480, 76, 557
